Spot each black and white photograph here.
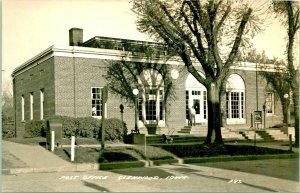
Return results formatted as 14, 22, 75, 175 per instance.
2, 0, 299, 192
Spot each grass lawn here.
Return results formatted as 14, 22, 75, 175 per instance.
5, 137, 101, 146
154, 143, 293, 158
6, 137, 296, 165
52, 145, 176, 163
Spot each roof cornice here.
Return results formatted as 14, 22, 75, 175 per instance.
12, 45, 285, 78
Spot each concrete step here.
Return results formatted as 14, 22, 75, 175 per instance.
242, 131, 263, 140
256, 130, 275, 141
266, 130, 289, 141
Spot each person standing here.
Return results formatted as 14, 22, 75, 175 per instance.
189, 106, 196, 126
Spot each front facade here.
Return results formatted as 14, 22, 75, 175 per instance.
12, 28, 283, 137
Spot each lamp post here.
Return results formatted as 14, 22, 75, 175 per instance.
284, 93, 290, 125
132, 88, 140, 133
120, 104, 124, 123
263, 103, 266, 129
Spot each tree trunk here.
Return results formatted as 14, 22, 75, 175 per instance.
291, 76, 299, 147
280, 96, 290, 124
205, 83, 223, 145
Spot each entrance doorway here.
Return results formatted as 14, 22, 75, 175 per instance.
185, 74, 207, 125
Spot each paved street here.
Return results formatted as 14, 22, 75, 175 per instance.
3, 163, 299, 192
2, 140, 299, 192
194, 158, 299, 182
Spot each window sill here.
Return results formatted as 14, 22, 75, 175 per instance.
266, 114, 275, 117
92, 116, 102, 119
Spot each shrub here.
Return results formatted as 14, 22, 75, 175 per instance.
47, 116, 77, 138
28, 116, 127, 140
76, 117, 101, 138
102, 118, 127, 141
48, 116, 102, 138
2, 122, 15, 138
24, 120, 47, 137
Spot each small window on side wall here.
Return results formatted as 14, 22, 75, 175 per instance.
265, 92, 274, 115
91, 87, 102, 117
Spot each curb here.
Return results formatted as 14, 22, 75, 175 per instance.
3, 163, 99, 175
183, 153, 298, 164
3, 153, 297, 175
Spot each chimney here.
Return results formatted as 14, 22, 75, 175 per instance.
69, 28, 83, 46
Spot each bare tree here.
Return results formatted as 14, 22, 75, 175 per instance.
132, 0, 263, 145
272, 1, 299, 146
242, 48, 291, 125
105, 43, 176, 125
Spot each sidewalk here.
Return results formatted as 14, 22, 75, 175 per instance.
2, 140, 99, 174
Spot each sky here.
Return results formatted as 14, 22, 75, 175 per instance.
2, 0, 289, 93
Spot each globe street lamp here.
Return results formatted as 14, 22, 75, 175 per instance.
132, 88, 140, 133
171, 69, 179, 80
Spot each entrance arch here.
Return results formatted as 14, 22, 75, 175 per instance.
138, 69, 165, 126
226, 74, 245, 124
185, 73, 207, 125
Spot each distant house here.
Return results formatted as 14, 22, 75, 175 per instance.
12, 28, 283, 137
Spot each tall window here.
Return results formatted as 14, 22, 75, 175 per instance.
21, 95, 25, 121
203, 91, 207, 119
30, 92, 34, 120
91, 87, 102, 117
40, 89, 44, 120
226, 92, 244, 119
185, 90, 189, 119
140, 86, 164, 121
226, 74, 245, 124
265, 92, 274, 115
138, 69, 164, 123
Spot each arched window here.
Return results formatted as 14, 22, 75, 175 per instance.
226, 74, 245, 124
138, 69, 164, 124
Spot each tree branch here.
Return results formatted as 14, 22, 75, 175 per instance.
221, 8, 252, 78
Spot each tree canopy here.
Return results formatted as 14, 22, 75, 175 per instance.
132, 0, 263, 144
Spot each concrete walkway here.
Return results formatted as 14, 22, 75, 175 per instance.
2, 140, 81, 174
3, 164, 299, 192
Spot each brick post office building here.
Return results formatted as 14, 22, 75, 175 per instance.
12, 28, 284, 138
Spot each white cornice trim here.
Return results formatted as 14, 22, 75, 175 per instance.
12, 45, 284, 78
12, 46, 185, 77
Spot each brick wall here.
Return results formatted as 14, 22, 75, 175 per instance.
54, 56, 136, 129
13, 57, 55, 137
166, 66, 188, 131
221, 70, 283, 130
13, 54, 284, 137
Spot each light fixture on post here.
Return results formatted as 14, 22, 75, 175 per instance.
132, 88, 140, 133
171, 69, 179, 80
284, 93, 290, 125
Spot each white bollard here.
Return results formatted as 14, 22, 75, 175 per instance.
51, 131, 55, 152
71, 136, 75, 161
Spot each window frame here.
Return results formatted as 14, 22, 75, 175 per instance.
226, 91, 245, 124
91, 87, 103, 118
30, 92, 34, 120
139, 85, 165, 124
40, 89, 44, 120
21, 95, 25, 122
265, 92, 275, 116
